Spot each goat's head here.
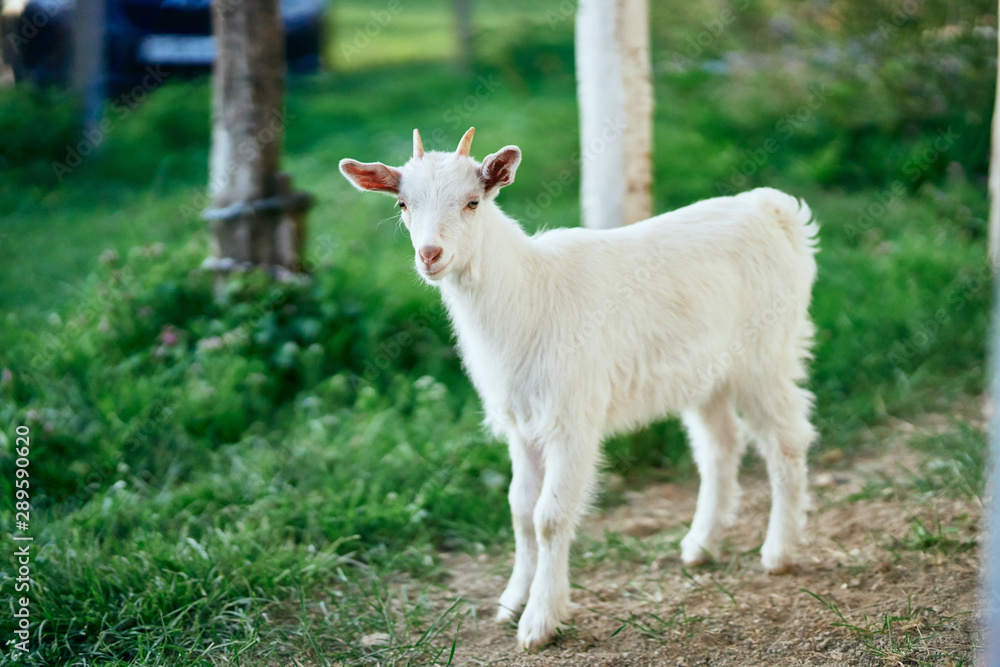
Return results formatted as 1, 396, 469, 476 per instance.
339, 127, 521, 283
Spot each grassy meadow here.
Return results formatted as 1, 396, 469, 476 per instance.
0, 0, 995, 663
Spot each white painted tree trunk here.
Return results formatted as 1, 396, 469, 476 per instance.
985, 13, 1000, 638
575, 0, 652, 229
976, 12, 998, 663
208, 0, 309, 272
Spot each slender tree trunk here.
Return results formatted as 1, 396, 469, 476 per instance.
0, 6, 16, 85
575, 0, 652, 229
989, 5, 1000, 270
72, 0, 106, 130
208, 0, 309, 272
986, 278, 1000, 667
985, 13, 1000, 639
976, 12, 998, 662
453, 0, 473, 73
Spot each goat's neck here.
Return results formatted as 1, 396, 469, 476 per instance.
439, 202, 542, 341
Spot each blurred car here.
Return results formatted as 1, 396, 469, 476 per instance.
1, 0, 324, 91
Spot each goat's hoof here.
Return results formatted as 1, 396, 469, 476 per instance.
496, 604, 521, 625
517, 605, 559, 651
497, 585, 528, 624
517, 624, 556, 651
681, 551, 713, 567
761, 544, 796, 574
764, 560, 797, 575
680, 539, 717, 566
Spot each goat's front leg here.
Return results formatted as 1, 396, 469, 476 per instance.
497, 436, 543, 623
517, 435, 598, 650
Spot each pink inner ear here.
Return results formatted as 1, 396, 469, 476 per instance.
485, 165, 510, 189
480, 148, 520, 191
345, 162, 400, 193
482, 156, 512, 189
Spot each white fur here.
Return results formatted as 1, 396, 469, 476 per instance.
339, 133, 820, 650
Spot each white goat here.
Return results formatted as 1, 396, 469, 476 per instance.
339, 127, 820, 650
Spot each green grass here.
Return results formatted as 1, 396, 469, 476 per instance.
803, 589, 974, 666
910, 425, 988, 499
598, 606, 706, 645
847, 424, 988, 503
0, 0, 993, 663
891, 517, 977, 556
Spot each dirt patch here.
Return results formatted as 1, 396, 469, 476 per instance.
429, 435, 982, 666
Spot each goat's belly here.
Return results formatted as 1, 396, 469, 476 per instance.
602, 351, 732, 433
465, 336, 743, 438
604, 379, 696, 434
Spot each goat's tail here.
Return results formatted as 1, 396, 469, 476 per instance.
741, 188, 819, 364
741, 187, 820, 257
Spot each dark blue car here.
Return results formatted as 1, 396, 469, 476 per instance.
1, 0, 324, 90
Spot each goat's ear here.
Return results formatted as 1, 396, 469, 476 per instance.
479, 146, 521, 195
339, 159, 402, 195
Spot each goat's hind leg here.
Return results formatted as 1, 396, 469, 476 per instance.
745, 381, 815, 573
497, 434, 543, 623
680, 391, 746, 565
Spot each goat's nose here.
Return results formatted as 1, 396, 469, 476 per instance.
419, 245, 443, 265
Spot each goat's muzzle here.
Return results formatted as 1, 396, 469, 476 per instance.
419, 245, 443, 268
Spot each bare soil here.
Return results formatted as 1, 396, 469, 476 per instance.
427, 418, 983, 667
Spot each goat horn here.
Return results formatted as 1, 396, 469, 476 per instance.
456, 127, 475, 157
413, 129, 424, 158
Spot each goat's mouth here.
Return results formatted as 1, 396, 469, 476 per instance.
422, 257, 453, 279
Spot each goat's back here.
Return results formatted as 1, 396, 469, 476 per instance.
528, 187, 818, 431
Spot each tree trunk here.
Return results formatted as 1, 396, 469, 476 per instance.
975, 12, 998, 661
453, 0, 473, 73
72, 0, 106, 130
575, 0, 652, 229
1, 4, 18, 85
989, 5, 1000, 271
207, 0, 310, 273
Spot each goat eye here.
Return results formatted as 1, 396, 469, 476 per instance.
467, 200, 479, 210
